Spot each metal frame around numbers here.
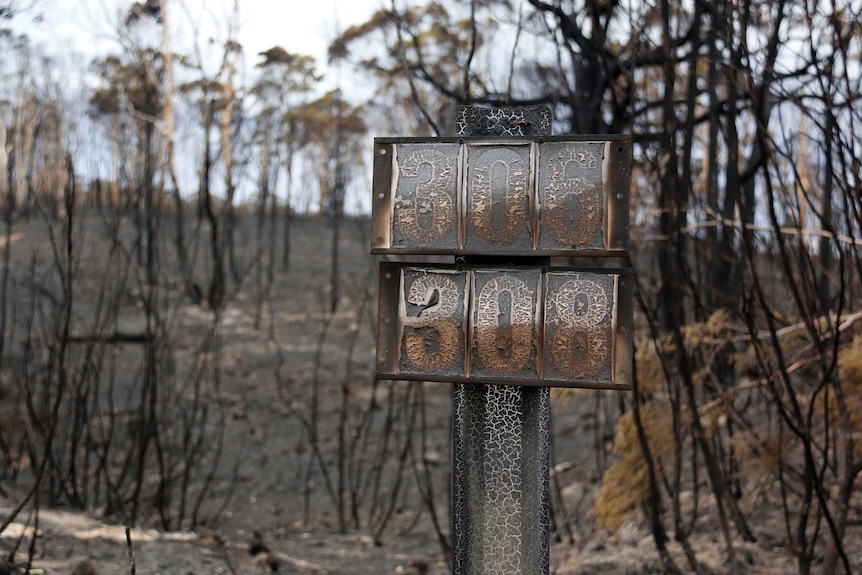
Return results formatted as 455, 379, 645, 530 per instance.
371, 105, 633, 575
371, 136, 631, 257
375, 263, 633, 389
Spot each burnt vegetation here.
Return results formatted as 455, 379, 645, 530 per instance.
1, 0, 862, 574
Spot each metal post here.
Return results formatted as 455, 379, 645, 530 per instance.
453, 384, 550, 574
369, 105, 632, 575
452, 106, 552, 575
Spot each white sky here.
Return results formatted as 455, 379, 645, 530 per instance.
3, 0, 396, 212
3, 0, 385, 211
11, 0, 380, 90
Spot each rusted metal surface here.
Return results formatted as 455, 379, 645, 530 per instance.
372, 105, 634, 575
375, 262, 633, 389
371, 137, 631, 256
451, 106, 553, 575
454, 105, 552, 137
452, 382, 550, 575
464, 142, 533, 252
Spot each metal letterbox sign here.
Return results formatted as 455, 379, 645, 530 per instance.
373, 132, 633, 390
376, 263, 633, 389
371, 136, 631, 256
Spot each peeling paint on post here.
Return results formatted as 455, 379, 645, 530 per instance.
453, 107, 551, 575
371, 105, 633, 575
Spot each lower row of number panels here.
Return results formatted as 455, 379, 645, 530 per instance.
376, 264, 633, 389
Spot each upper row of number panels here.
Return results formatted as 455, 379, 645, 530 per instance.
371, 136, 631, 256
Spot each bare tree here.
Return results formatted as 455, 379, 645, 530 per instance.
333, 1, 862, 572
292, 90, 366, 312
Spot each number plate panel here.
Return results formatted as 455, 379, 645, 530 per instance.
390, 143, 461, 251
470, 269, 541, 380
376, 263, 633, 389
464, 143, 533, 251
371, 136, 631, 256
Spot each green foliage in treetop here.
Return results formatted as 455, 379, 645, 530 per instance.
255, 48, 320, 89
328, 9, 395, 63
328, 2, 490, 88
88, 51, 165, 119
330, 2, 487, 63
290, 91, 367, 146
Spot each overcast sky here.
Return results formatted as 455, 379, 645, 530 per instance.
9, 0, 379, 89
1, 0, 385, 211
